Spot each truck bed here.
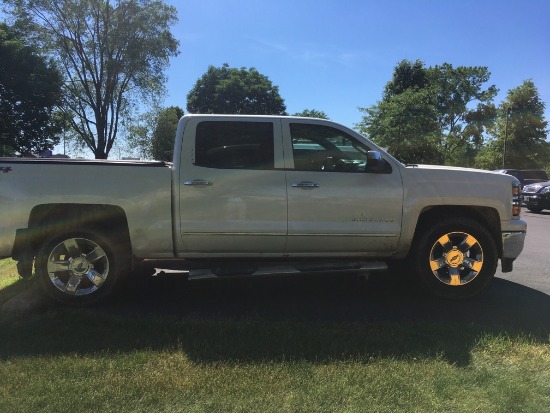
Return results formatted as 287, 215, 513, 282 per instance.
0, 157, 174, 259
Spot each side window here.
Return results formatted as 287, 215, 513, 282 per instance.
290, 123, 369, 172
195, 121, 274, 169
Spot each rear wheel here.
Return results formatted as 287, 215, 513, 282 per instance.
36, 230, 126, 304
412, 217, 498, 299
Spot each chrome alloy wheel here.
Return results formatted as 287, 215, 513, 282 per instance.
46, 237, 110, 296
429, 232, 484, 286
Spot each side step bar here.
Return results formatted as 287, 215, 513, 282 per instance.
152, 261, 388, 281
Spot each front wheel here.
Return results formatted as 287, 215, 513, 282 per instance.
412, 217, 498, 299
36, 231, 126, 305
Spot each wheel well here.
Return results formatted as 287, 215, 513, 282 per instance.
27, 204, 132, 261
414, 206, 502, 257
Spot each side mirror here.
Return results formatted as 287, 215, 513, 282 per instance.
366, 151, 392, 174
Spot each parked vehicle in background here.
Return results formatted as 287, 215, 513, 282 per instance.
493, 169, 548, 188
522, 181, 550, 212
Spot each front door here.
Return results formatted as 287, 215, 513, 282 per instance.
283, 120, 403, 255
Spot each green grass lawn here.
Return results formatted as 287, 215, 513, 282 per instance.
0, 258, 29, 307
0, 258, 19, 287
1, 258, 549, 412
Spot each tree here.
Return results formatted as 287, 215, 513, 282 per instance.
358, 60, 441, 164
357, 88, 442, 164
358, 60, 498, 166
5, 0, 180, 159
0, 23, 64, 156
124, 108, 158, 159
383, 59, 428, 99
476, 80, 549, 170
124, 105, 183, 160
428, 63, 498, 165
187, 63, 286, 115
292, 109, 329, 119
151, 106, 184, 161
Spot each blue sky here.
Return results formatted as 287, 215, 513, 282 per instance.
165, 0, 550, 129
1, 0, 548, 157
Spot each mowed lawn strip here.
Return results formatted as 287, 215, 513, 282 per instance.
1, 258, 549, 412
0, 258, 29, 306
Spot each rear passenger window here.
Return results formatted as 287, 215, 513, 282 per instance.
195, 121, 274, 169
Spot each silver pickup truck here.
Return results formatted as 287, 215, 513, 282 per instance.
0, 115, 526, 304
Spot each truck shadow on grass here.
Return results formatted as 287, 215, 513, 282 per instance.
1, 271, 549, 367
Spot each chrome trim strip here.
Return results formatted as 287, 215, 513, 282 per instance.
288, 233, 398, 237
182, 233, 284, 236
291, 181, 320, 188
183, 179, 213, 186
181, 232, 398, 237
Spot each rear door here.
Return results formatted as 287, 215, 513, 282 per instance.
283, 119, 404, 255
177, 117, 287, 254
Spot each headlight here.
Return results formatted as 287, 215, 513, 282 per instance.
540, 186, 550, 194
524, 184, 542, 193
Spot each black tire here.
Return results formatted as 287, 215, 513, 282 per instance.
527, 207, 543, 213
411, 217, 498, 299
35, 230, 128, 305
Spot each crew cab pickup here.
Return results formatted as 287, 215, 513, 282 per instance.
0, 115, 527, 304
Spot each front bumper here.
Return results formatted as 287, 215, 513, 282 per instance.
500, 229, 526, 273
522, 194, 549, 210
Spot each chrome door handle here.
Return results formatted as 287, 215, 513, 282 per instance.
291, 181, 320, 188
184, 179, 213, 186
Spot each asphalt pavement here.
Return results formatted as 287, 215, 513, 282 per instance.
497, 210, 550, 295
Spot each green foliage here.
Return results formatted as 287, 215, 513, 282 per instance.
357, 88, 442, 164
428, 63, 498, 165
384, 59, 428, 99
187, 63, 286, 115
359, 60, 498, 166
292, 109, 330, 119
151, 106, 184, 161
4, 0, 180, 159
124, 105, 184, 160
124, 109, 157, 159
476, 80, 549, 170
0, 23, 63, 156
